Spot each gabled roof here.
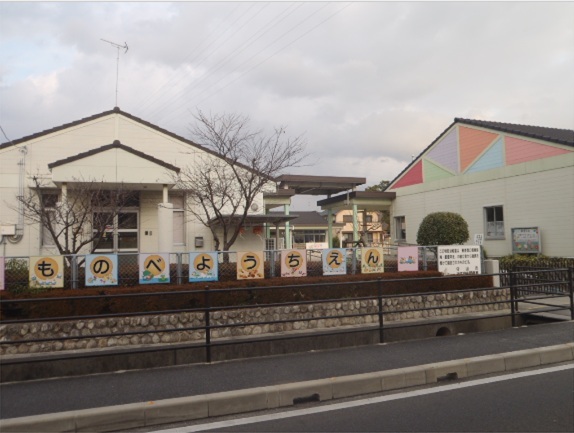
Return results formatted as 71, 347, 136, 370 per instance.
387, 118, 574, 191
269, 210, 330, 226
47, 140, 181, 172
455, 118, 574, 147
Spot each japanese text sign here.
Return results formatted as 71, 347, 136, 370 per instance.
511, 227, 541, 254
237, 251, 264, 280
437, 246, 481, 275
139, 253, 170, 284
361, 247, 384, 274
281, 249, 307, 277
322, 249, 347, 275
189, 252, 218, 282
29, 256, 64, 288
86, 254, 118, 286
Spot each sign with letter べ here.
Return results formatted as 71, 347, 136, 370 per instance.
29, 256, 64, 288
86, 254, 118, 286
139, 253, 170, 284
189, 252, 218, 282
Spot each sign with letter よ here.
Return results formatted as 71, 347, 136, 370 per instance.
189, 252, 218, 282
139, 253, 170, 284
29, 256, 64, 288
86, 254, 118, 286
361, 247, 384, 274
437, 246, 481, 275
322, 248, 347, 275
281, 249, 307, 277
237, 251, 264, 280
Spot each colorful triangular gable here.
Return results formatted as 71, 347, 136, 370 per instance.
392, 160, 423, 188
465, 137, 505, 174
426, 128, 459, 173
459, 126, 499, 172
505, 136, 571, 165
424, 159, 455, 182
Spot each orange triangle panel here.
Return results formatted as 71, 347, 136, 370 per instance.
393, 160, 423, 188
506, 136, 571, 165
459, 126, 499, 172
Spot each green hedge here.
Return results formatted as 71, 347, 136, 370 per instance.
498, 254, 574, 271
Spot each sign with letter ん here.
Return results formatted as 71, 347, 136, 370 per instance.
30, 256, 64, 288
189, 252, 218, 282
281, 249, 307, 277
361, 248, 384, 274
86, 254, 118, 286
322, 248, 347, 275
139, 253, 170, 284
437, 246, 481, 275
237, 251, 264, 280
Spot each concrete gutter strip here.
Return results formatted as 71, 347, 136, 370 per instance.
2, 343, 573, 433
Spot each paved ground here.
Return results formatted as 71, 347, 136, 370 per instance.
1, 320, 573, 420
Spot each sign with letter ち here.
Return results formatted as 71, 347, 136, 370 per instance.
281, 249, 307, 277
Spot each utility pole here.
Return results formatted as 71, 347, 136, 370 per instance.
101, 39, 128, 107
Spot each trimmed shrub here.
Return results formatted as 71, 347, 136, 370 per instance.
417, 212, 469, 246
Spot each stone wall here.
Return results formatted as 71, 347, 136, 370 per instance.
1, 289, 510, 355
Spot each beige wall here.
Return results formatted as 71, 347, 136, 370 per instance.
390, 153, 574, 257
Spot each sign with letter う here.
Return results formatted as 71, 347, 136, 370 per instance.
237, 251, 264, 280
29, 256, 64, 288
322, 249, 347, 275
139, 253, 170, 284
189, 252, 218, 282
86, 254, 118, 286
281, 249, 307, 277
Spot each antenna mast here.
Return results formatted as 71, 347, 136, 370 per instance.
101, 39, 128, 107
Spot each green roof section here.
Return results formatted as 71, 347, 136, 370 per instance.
423, 159, 455, 183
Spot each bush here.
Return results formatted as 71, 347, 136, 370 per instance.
417, 212, 469, 246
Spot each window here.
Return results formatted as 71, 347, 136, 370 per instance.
343, 215, 353, 223
41, 193, 58, 247
484, 206, 504, 239
394, 216, 406, 241
364, 214, 373, 223
170, 195, 185, 245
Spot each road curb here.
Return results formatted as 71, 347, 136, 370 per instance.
2, 343, 573, 432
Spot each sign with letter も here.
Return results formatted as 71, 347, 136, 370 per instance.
29, 256, 64, 288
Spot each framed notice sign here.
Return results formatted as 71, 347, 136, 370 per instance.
511, 227, 541, 254
437, 246, 481, 275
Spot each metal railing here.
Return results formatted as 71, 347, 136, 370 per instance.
2, 269, 572, 363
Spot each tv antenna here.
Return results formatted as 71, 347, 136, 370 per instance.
101, 39, 128, 107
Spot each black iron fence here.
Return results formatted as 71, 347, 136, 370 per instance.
2, 269, 572, 363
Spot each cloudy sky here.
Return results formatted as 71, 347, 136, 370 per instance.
1, 1, 573, 209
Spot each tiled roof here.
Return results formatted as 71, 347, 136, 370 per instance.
455, 118, 574, 147
269, 211, 328, 226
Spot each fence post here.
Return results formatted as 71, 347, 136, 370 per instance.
71, 255, 78, 290
204, 286, 211, 363
510, 270, 517, 327
352, 248, 357, 274
377, 278, 384, 343
177, 253, 183, 285
422, 247, 428, 271
568, 267, 574, 321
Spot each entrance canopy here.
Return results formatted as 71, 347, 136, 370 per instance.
317, 191, 396, 211
276, 174, 366, 196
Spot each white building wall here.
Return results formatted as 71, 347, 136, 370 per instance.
391, 153, 574, 257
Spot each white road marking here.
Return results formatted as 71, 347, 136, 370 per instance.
150, 363, 574, 433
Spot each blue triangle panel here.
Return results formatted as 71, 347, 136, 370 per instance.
426, 128, 459, 173
466, 137, 504, 173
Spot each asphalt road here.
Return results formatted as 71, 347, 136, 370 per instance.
2, 321, 573, 419
190, 366, 574, 432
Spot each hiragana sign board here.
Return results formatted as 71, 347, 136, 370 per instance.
361, 247, 384, 274
85, 254, 118, 286
237, 251, 264, 280
29, 256, 64, 288
189, 252, 218, 282
281, 249, 307, 277
139, 253, 170, 284
322, 248, 347, 275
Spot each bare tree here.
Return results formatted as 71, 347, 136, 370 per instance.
176, 110, 308, 251
14, 175, 138, 257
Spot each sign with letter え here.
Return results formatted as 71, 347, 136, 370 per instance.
322, 249, 346, 275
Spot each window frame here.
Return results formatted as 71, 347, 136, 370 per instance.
394, 216, 406, 242
484, 205, 505, 240
40, 192, 59, 248
170, 194, 186, 246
